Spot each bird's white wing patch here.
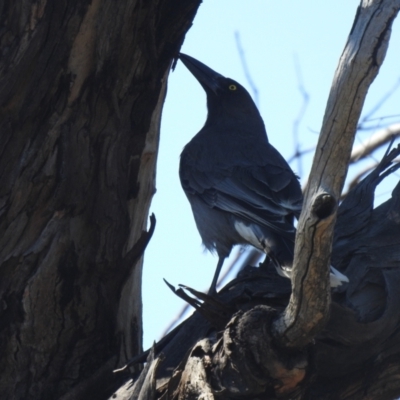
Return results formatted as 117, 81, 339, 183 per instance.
329, 266, 349, 287
234, 221, 263, 250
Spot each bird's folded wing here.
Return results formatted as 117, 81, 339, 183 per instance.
181, 165, 302, 238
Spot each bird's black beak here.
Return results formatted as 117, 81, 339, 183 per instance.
179, 53, 224, 94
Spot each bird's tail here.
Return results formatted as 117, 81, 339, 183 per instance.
253, 225, 349, 287
234, 221, 349, 287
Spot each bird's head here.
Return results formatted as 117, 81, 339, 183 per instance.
179, 53, 263, 127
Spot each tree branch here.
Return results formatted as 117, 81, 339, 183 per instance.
350, 123, 400, 163
273, 0, 400, 347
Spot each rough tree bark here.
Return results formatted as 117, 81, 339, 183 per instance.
2, 1, 400, 400
114, 1, 400, 399
0, 1, 201, 399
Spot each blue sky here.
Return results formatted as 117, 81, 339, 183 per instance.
142, 1, 400, 349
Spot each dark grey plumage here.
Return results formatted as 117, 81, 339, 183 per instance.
178, 53, 346, 293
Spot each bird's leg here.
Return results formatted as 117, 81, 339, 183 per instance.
208, 256, 225, 295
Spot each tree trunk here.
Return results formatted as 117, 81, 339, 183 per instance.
0, 1, 201, 399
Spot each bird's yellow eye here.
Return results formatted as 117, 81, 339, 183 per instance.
229, 84, 237, 91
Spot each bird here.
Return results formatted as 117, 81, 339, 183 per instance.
178, 53, 348, 294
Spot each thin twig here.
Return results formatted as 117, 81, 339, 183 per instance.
234, 31, 259, 107
292, 54, 310, 177
359, 76, 400, 125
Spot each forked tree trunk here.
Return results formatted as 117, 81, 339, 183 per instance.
0, 1, 201, 399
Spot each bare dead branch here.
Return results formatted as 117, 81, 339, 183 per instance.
273, 0, 400, 347
350, 123, 400, 162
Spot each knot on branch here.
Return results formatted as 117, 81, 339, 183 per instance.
212, 306, 308, 398
312, 193, 336, 220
